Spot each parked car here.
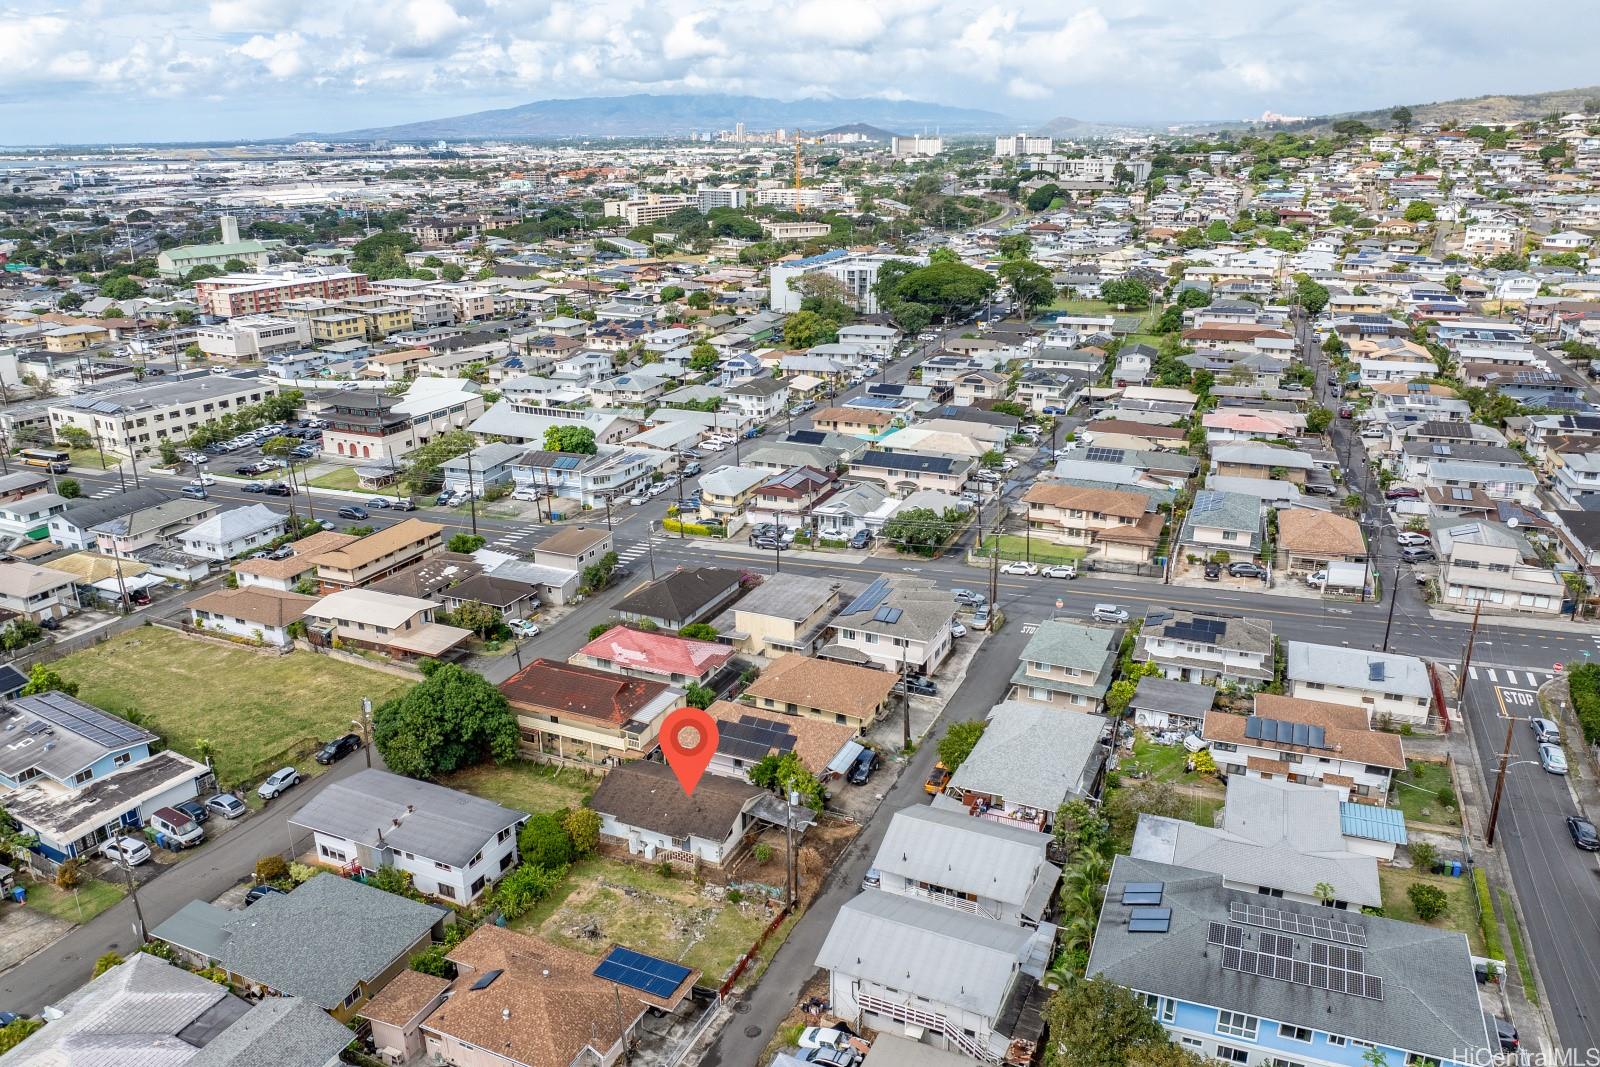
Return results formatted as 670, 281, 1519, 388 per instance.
1531, 717, 1561, 743
902, 676, 938, 696
1568, 815, 1600, 851
435, 490, 456, 507
175, 798, 210, 825
205, 793, 247, 819
1492, 1015, 1519, 1053
101, 836, 152, 866
970, 607, 992, 630
508, 618, 541, 638
799, 1028, 853, 1052
847, 748, 881, 785
1001, 560, 1039, 576
682, 461, 702, 477
949, 620, 968, 638
797, 1048, 858, 1067
1338, 406, 1354, 418
1539, 743, 1569, 775
860, 867, 881, 890
1228, 561, 1268, 579
180, 484, 208, 500
1042, 564, 1077, 579
257, 766, 301, 799
925, 762, 952, 795
149, 806, 204, 848
1384, 486, 1422, 500
0, 1012, 28, 1028
130, 588, 151, 607
1092, 604, 1130, 624
628, 494, 648, 506
245, 884, 286, 907
389, 498, 417, 512
848, 529, 873, 550
1400, 546, 1436, 563
1306, 571, 1329, 587
1396, 531, 1430, 547
752, 536, 788, 551
190, 473, 217, 486
1203, 561, 1222, 581
336, 505, 368, 521
951, 587, 986, 607
314, 733, 362, 765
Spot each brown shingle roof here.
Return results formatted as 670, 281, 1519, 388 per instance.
361, 969, 450, 1028
1023, 482, 1148, 519
1087, 419, 1187, 441
315, 518, 442, 572
1277, 510, 1366, 556
813, 406, 894, 427
591, 760, 763, 842
705, 699, 859, 775
232, 530, 357, 580
500, 659, 670, 725
189, 586, 318, 628
741, 653, 896, 720
1203, 695, 1404, 770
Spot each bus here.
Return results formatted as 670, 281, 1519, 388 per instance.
18, 448, 70, 474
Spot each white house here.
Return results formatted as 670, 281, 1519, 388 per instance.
871, 805, 1060, 929
188, 586, 317, 648
178, 504, 288, 561
1284, 641, 1433, 729
289, 768, 526, 904
825, 577, 955, 675
724, 376, 790, 421
591, 760, 799, 870
836, 323, 901, 358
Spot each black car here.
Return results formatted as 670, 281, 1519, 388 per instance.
241, 482, 266, 493
337, 505, 369, 520
262, 483, 292, 497
902, 676, 937, 696
1228, 561, 1268, 579
1203, 561, 1222, 581
1569, 815, 1600, 850
849, 529, 873, 549
244, 884, 286, 907
847, 748, 881, 785
1492, 1015, 1519, 1052
315, 733, 362, 765
174, 798, 210, 824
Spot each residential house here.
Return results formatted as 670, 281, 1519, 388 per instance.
436, 572, 542, 623
822, 576, 955, 675
1277, 511, 1366, 577
848, 450, 976, 498
810, 481, 891, 541
1440, 540, 1564, 615
614, 567, 744, 630
189, 586, 316, 648
742, 652, 898, 732
935, 700, 1108, 833
1132, 775, 1381, 910
747, 466, 837, 527
812, 406, 897, 439
1203, 693, 1405, 800
717, 572, 852, 657
0, 691, 209, 864
872, 804, 1060, 929
92, 498, 219, 558
233, 530, 358, 592
289, 768, 525, 904
0, 561, 79, 622
302, 587, 472, 660
0, 953, 351, 1067
1177, 491, 1265, 565
1285, 642, 1433, 730
1139, 608, 1274, 687
530, 526, 613, 573
313, 518, 444, 590
177, 503, 288, 562
1007, 620, 1120, 712
440, 441, 525, 495
592, 759, 802, 870
951, 370, 1008, 406
814, 891, 1046, 1063
837, 323, 901, 357
1128, 675, 1215, 732
499, 658, 678, 766
571, 625, 735, 688
1023, 483, 1165, 565
697, 465, 769, 520
725, 376, 790, 421
1087, 857, 1492, 1067
149, 875, 445, 1023
1211, 443, 1315, 484
46, 486, 169, 551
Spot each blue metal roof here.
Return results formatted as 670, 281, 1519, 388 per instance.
787, 248, 850, 269
1339, 802, 1408, 845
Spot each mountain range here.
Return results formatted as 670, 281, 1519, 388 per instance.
319, 93, 1011, 141
1309, 84, 1600, 130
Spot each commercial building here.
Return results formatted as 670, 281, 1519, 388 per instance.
155, 215, 272, 278
48, 374, 278, 455
891, 135, 944, 157
193, 315, 311, 361
317, 380, 484, 462
602, 194, 695, 227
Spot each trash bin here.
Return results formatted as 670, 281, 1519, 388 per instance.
12, 886, 25, 904
1451, 860, 1462, 877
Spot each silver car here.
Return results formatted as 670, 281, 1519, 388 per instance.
1091, 604, 1130, 624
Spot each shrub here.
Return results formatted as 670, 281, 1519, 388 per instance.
1436, 785, 1456, 810
410, 943, 455, 978
753, 842, 774, 864
1474, 868, 1505, 959
1409, 841, 1438, 874
494, 862, 568, 919
518, 813, 575, 870
92, 951, 124, 977
727, 888, 744, 903
1407, 882, 1449, 922
1569, 663, 1600, 744
657, 860, 674, 880
139, 940, 175, 961
563, 808, 601, 856
289, 862, 318, 884
55, 858, 83, 890
370, 866, 421, 900
254, 855, 289, 883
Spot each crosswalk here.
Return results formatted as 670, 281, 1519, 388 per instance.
89, 485, 120, 499
616, 537, 660, 564
1454, 665, 1557, 686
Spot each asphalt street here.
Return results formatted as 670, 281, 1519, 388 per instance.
1460, 677, 1600, 1055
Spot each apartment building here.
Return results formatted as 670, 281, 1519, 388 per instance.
192, 269, 372, 318
769, 249, 922, 314
697, 184, 750, 210
602, 194, 694, 227
824, 576, 955, 675
317, 380, 483, 462
1285, 642, 1433, 730
313, 518, 444, 590
49, 374, 278, 455
995, 133, 1053, 156
1441, 540, 1565, 615
193, 315, 310, 361
1025, 156, 1153, 183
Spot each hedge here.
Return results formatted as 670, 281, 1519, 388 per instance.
661, 518, 726, 538
1473, 868, 1504, 960
1568, 663, 1600, 744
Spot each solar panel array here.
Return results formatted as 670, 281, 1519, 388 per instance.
1084, 446, 1126, 464
1164, 616, 1226, 645
1243, 717, 1329, 750
593, 946, 693, 999
873, 606, 903, 624
23, 693, 147, 748
1228, 902, 1367, 946
1207, 919, 1382, 1000
718, 715, 796, 762
1128, 907, 1172, 933
841, 577, 891, 617
1122, 882, 1165, 906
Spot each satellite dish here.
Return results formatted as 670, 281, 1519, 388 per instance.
1506, 517, 1519, 528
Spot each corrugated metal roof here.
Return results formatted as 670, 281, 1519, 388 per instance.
1340, 802, 1409, 845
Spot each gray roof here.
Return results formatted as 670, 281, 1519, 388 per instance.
0, 691, 155, 783
1129, 676, 1216, 718
55, 487, 171, 531
815, 891, 1032, 1018
731, 572, 853, 621
1088, 857, 1491, 1062
1183, 489, 1264, 534
192, 875, 440, 1009
1285, 642, 1432, 699
181, 504, 285, 545
91, 498, 216, 538
1428, 460, 1536, 485
288, 768, 526, 868
873, 805, 1058, 911
1015, 620, 1118, 674
945, 701, 1106, 812
185, 996, 353, 1067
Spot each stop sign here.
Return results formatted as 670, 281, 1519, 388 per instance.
1555, 662, 1565, 673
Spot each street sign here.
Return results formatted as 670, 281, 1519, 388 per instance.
1555, 662, 1564, 673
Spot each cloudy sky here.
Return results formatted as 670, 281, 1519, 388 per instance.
5, 0, 1599, 145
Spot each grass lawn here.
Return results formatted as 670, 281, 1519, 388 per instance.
508, 856, 775, 983
1380, 866, 1484, 954
442, 761, 595, 815
1391, 760, 1461, 828
977, 534, 1085, 565
65, 447, 113, 471
22, 876, 125, 925
308, 466, 362, 490
1122, 735, 1191, 782
51, 628, 413, 789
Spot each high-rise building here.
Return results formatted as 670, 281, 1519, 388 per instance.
891, 135, 944, 158
696, 185, 751, 212
994, 133, 1053, 157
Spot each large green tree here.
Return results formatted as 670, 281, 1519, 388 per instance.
372, 663, 519, 778
1042, 976, 1180, 1067
405, 430, 475, 492
783, 310, 840, 349
998, 258, 1055, 316
937, 720, 986, 771
543, 425, 598, 455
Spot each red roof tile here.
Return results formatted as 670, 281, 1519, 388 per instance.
500, 659, 669, 725
575, 625, 734, 680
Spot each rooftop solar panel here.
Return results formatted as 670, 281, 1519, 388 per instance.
593, 946, 693, 1000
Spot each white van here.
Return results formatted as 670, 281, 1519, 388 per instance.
149, 806, 204, 848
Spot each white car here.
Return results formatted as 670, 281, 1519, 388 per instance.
508, 618, 541, 638
628, 494, 649, 506
257, 766, 300, 800
1002, 561, 1039, 576
189, 474, 217, 487
999, 459, 1019, 472
1042, 564, 1077, 579
950, 620, 968, 638
647, 481, 670, 497
798, 1027, 853, 1052
1306, 570, 1328, 586
1395, 531, 1430, 547
101, 836, 152, 866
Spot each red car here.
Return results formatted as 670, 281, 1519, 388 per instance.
1338, 406, 1354, 419
1384, 486, 1422, 500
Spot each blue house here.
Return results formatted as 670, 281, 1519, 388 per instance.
1090, 856, 1492, 1067
0, 692, 209, 864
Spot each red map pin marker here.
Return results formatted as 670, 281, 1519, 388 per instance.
660, 706, 718, 797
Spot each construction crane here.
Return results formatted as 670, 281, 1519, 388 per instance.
791, 131, 822, 213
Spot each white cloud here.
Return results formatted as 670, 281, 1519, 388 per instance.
236, 32, 307, 78
786, 0, 886, 46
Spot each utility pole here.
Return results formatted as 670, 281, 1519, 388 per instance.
1485, 712, 1516, 847
1382, 563, 1400, 653
360, 697, 373, 768
784, 789, 796, 908
116, 852, 147, 942
465, 447, 479, 537
1456, 601, 1483, 700
646, 520, 657, 582
900, 657, 911, 751
987, 490, 1002, 608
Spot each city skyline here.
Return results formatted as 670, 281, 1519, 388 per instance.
3, 0, 1600, 144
